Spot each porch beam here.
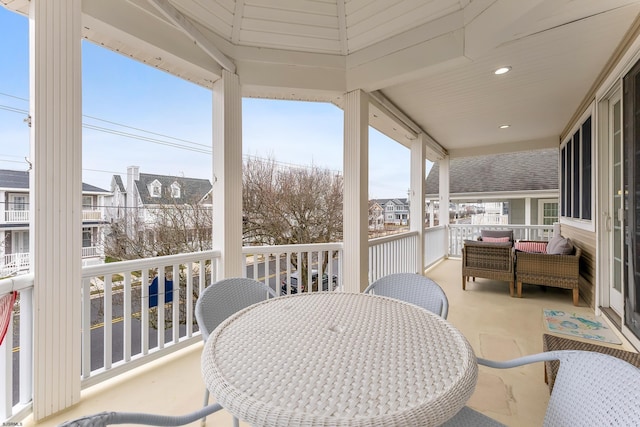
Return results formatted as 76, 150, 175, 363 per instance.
410, 135, 426, 274
343, 90, 369, 293
369, 91, 447, 160
212, 70, 243, 278
146, 0, 236, 73
29, 0, 83, 419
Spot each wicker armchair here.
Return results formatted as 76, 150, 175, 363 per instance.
514, 242, 582, 305
461, 240, 515, 296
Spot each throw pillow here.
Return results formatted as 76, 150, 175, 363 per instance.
546, 236, 574, 255
514, 241, 548, 253
481, 229, 514, 241
483, 236, 511, 243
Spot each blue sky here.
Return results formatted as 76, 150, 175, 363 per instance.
0, 7, 411, 199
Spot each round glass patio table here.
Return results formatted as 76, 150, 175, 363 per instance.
201, 292, 478, 427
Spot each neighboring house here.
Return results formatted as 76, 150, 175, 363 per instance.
105, 166, 213, 249
0, 169, 109, 276
368, 200, 384, 231
370, 198, 410, 226
426, 149, 559, 227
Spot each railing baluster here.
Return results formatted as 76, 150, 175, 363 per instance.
82, 278, 91, 379
186, 263, 193, 338
172, 264, 179, 344
141, 269, 149, 356
104, 275, 113, 370
123, 271, 132, 363
157, 268, 165, 350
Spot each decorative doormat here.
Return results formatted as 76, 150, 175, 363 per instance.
543, 309, 622, 345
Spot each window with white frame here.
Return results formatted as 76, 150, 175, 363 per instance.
10, 194, 27, 211
171, 182, 181, 198
149, 180, 162, 198
560, 113, 592, 222
82, 195, 93, 208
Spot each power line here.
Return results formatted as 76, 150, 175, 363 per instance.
83, 114, 210, 149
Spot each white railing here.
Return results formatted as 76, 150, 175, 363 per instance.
424, 226, 447, 269
368, 231, 420, 283
0, 273, 34, 422
82, 210, 102, 221
81, 246, 100, 258
448, 224, 555, 256
0, 254, 30, 278
2, 238, 428, 422
80, 250, 222, 387
243, 242, 343, 295
4, 211, 28, 223
1, 250, 103, 276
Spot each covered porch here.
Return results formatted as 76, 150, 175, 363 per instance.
24, 258, 636, 427
2, 0, 640, 425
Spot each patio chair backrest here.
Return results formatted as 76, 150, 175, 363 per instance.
363, 273, 449, 319
195, 277, 276, 341
543, 350, 640, 426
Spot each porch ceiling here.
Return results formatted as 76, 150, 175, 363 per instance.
3, 0, 640, 158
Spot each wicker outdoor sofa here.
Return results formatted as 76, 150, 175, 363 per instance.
514, 241, 582, 306
461, 230, 515, 296
462, 231, 582, 305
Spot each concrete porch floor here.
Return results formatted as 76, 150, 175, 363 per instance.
27, 258, 635, 427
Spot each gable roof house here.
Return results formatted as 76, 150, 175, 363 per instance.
370, 198, 410, 226
5, 1, 640, 424
426, 148, 559, 227
106, 166, 213, 250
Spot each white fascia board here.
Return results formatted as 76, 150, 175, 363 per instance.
235, 46, 346, 100
444, 190, 559, 201
83, 0, 222, 82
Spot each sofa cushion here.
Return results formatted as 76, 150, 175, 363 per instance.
546, 236, 574, 255
463, 239, 512, 248
480, 229, 514, 242
515, 241, 548, 253
483, 236, 511, 243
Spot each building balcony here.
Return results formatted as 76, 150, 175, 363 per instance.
3, 227, 636, 426
1, 210, 103, 224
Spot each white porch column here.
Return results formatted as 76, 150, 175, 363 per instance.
438, 156, 450, 255
410, 135, 426, 274
212, 70, 243, 278
343, 90, 369, 293
29, 0, 82, 419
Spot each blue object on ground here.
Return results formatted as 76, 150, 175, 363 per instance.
149, 276, 174, 307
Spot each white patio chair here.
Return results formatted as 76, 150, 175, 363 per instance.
59, 403, 224, 427
442, 350, 640, 426
195, 277, 276, 426
364, 272, 449, 318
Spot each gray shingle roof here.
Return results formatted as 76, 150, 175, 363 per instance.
135, 173, 212, 204
112, 175, 125, 193
0, 169, 109, 193
425, 149, 558, 196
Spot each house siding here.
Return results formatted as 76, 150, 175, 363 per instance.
561, 224, 596, 308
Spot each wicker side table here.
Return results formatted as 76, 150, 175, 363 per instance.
542, 333, 640, 392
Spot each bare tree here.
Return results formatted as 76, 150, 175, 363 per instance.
104, 200, 213, 329
242, 157, 343, 284
104, 202, 212, 260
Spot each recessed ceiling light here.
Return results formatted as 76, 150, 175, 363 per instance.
494, 66, 512, 75
499, 124, 510, 129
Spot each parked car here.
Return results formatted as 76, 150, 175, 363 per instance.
281, 270, 338, 294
